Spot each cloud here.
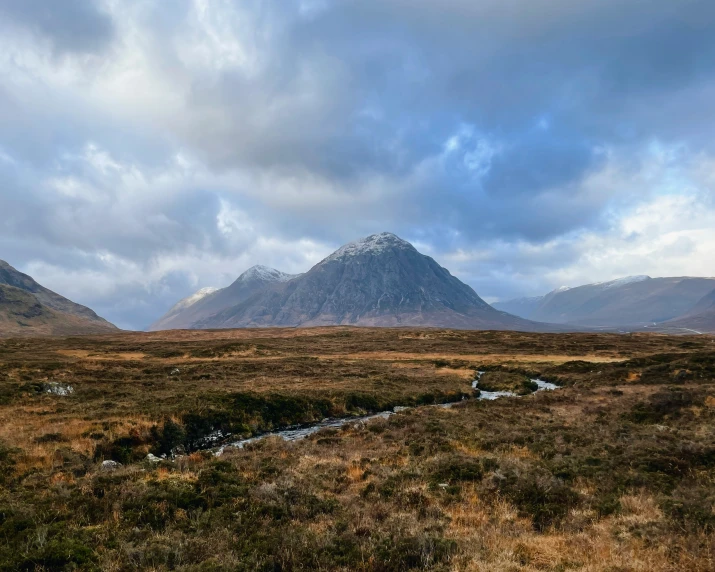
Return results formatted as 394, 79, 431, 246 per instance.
0, 0, 114, 55
0, 0, 714, 328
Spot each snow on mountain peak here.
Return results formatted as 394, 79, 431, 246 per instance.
170, 287, 218, 313
237, 265, 296, 283
598, 275, 651, 289
326, 232, 413, 261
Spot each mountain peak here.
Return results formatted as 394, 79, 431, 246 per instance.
236, 265, 296, 284
325, 232, 414, 262
186, 231, 540, 331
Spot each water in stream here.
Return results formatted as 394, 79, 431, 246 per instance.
471, 370, 558, 400
212, 373, 559, 456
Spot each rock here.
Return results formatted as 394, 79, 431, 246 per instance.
45, 382, 74, 396
170, 368, 180, 376
145, 453, 162, 463
171, 445, 186, 456
101, 460, 122, 471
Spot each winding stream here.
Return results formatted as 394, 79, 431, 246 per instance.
212, 372, 560, 456
471, 370, 558, 400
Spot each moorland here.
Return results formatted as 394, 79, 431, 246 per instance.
1, 327, 714, 570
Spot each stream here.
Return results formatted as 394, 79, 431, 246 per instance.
212, 372, 559, 456
471, 370, 558, 400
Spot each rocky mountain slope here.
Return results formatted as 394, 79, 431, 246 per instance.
148, 266, 298, 331
495, 276, 715, 328
157, 233, 544, 331
0, 260, 118, 336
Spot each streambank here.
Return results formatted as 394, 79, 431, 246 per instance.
211, 373, 560, 456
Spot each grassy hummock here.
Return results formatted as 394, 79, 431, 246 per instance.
477, 370, 539, 395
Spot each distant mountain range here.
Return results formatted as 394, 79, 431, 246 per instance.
149, 233, 542, 332
494, 275, 715, 332
0, 260, 118, 337
6, 234, 714, 337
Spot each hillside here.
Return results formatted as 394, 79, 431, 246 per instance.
495, 276, 715, 328
0, 260, 117, 337
661, 288, 715, 333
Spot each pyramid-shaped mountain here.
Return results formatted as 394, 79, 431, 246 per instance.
159, 233, 541, 331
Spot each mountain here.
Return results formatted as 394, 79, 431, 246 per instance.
662, 288, 715, 333
495, 276, 715, 328
491, 295, 544, 320
0, 260, 118, 336
171, 232, 543, 331
148, 266, 298, 331
148, 287, 218, 331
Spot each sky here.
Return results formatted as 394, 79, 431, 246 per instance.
1, 0, 715, 330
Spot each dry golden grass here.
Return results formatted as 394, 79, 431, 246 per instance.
1, 327, 714, 570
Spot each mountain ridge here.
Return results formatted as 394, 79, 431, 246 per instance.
661, 288, 715, 333
495, 275, 715, 329
0, 260, 118, 337
148, 265, 301, 331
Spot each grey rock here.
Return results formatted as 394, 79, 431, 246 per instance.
44, 382, 74, 396
100, 460, 122, 471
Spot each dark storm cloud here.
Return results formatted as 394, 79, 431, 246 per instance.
2, 0, 715, 328
170, 0, 715, 242
0, 0, 114, 54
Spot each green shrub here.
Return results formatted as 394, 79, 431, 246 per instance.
34, 433, 69, 444
150, 418, 186, 456
626, 388, 703, 424
345, 392, 380, 412
663, 482, 715, 532
374, 535, 456, 571
491, 465, 580, 530
18, 536, 96, 571
431, 456, 484, 484
0, 441, 16, 486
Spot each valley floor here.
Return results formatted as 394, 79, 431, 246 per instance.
0, 327, 714, 570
